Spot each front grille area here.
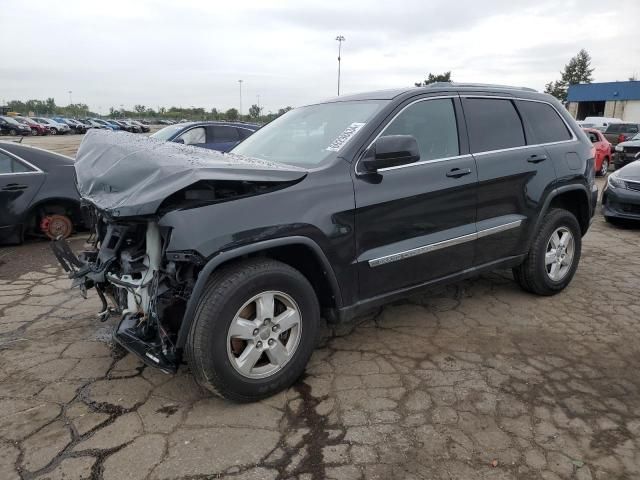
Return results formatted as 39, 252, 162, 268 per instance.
626, 181, 640, 192
621, 203, 640, 215
623, 146, 640, 155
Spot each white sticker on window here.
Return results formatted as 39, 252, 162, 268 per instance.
326, 122, 366, 152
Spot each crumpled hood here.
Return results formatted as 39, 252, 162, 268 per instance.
75, 130, 306, 217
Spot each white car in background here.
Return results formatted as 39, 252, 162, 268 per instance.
32, 117, 71, 135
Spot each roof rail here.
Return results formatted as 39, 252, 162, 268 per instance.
425, 82, 537, 92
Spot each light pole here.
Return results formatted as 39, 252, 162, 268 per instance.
335, 35, 345, 96
238, 80, 243, 118
68, 91, 73, 117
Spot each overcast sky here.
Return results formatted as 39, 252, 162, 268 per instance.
1, 0, 639, 114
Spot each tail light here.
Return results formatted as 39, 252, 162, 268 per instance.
618, 134, 626, 143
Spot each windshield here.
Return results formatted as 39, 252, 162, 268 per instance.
632, 133, 640, 141
151, 124, 187, 141
232, 100, 388, 166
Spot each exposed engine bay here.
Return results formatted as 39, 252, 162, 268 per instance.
50, 130, 308, 374
52, 210, 199, 373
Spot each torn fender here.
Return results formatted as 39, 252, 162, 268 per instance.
74, 130, 307, 218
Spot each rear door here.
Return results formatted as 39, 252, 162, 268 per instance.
461, 96, 558, 266
353, 96, 478, 299
0, 149, 45, 240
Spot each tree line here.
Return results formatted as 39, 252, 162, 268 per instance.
5, 99, 294, 123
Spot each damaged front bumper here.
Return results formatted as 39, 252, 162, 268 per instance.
51, 218, 200, 374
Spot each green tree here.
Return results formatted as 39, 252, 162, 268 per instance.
225, 108, 239, 121
248, 104, 261, 119
545, 49, 594, 102
134, 105, 147, 116
415, 71, 452, 87
45, 97, 56, 114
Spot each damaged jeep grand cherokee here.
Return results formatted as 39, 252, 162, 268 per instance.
53, 83, 597, 402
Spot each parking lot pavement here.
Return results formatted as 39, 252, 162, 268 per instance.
2, 127, 161, 157
1, 139, 640, 480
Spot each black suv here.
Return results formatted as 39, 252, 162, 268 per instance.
53, 83, 597, 401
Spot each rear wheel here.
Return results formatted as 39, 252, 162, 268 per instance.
186, 258, 320, 402
8, 128, 16, 136
513, 209, 581, 296
598, 157, 609, 176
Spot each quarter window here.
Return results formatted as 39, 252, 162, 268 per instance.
0, 152, 33, 174
516, 100, 572, 144
463, 98, 525, 153
381, 98, 459, 161
178, 127, 206, 145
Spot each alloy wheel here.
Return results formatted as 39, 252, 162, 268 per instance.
600, 159, 608, 176
226, 290, 302, 379
545, 227, 575, 281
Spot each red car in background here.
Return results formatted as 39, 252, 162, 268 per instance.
14, 116, 49, 136
583, 128, 611, 176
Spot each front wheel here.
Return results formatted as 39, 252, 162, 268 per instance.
50, 128, 57, 135
8, 129, 16, 136
513, 209, 582, 296
186, 258, 320, 402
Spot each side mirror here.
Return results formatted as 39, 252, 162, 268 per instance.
173, 138, 185, 145
360, 135, 420, 173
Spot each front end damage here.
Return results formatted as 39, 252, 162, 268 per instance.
50, 130, 306, 374
53, 212, 201, 373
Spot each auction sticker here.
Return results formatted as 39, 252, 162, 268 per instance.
326, 123, 366, 152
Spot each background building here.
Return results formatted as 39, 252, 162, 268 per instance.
566, 81, 640, 121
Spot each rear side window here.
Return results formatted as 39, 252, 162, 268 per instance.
605, 124, 623, 133
516, 101, 572, 144
586, 131, 599, 143
237, 128, 254, 140
463, 98, 525, 153
381, 98, 459, 160
212, 126, 240, 142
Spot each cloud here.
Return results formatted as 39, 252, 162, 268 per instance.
0, 0, 638, 112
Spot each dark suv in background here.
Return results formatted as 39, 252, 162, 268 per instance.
54, 83, 597, 402
604, 122, 640, 152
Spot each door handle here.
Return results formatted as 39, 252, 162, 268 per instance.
1, 184, 28, 192
446, 168, 472, 178
527, 154, 547, 163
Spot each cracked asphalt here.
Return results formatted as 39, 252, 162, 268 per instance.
1, 135, 640, 479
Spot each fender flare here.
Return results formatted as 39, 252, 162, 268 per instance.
176, 235, 343, 348
528, 184, 591, 249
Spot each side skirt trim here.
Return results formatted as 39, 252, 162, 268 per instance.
368, 220, 522, 267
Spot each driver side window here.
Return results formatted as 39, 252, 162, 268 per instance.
382, 98, 459, 161
178, 127, 206, 145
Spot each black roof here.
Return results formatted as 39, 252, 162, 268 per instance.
316, 82, 544, 105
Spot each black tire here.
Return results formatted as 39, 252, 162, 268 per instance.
513, 209, 582, 296
50, 128, 57, 135
8, 129, 16, 136
186, 258, 320, 402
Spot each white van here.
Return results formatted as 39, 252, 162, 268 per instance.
580, 116, 622, 131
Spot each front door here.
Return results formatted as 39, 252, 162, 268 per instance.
353, 96, 478, 300
0, 149, 45, 242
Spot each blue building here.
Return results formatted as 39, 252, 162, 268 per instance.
566, 81, 640, 121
